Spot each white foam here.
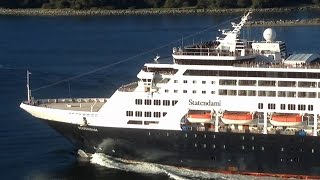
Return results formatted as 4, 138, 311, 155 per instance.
90, 153, 281, 180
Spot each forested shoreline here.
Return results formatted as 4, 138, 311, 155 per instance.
0, 0, 319, 9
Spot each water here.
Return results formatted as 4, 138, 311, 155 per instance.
0, 13, 320, 180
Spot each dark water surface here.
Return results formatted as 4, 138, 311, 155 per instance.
0, 13, 320, 179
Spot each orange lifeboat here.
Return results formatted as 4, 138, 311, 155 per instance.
221, 112, 254, 125
187, 111, 212, 123
270, 113, 303, 126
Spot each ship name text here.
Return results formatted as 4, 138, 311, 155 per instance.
189, 99, 221, 106
78, 126, 98, 132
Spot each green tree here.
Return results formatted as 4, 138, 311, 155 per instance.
164, 0, 176, 8
237, 0, 251, 8
196, 0, 212, 8
313, 0, 320, 4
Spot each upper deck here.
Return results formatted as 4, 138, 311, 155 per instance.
173, 41, 254, 58
29, 98, 107, 112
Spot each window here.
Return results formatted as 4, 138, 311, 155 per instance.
238, 80, 256, 86
154, 100, 161, 106
127, 120, 142, 125
174, 80, 178, 83
258, 91, 266, 96
248, 90, 256, 96
202, 90, 206, 94
280, 104, 285, 110
163, 100, 170, 106
193, 80, 197, 84
288, 104, 296, 110
144, 111, 152, 117
298, 104, 306, 111
163, 112, 167, 117
211, 91, 215, 94
278, 81, 296, 87
183, 70, 320, 79
278, 91, 286, 97
238, 90, 247, 96
183, 90, 187, 93
154, 112, 161, 118
219, 79, 237, 86
278, 91, 296, 97
268, 103, 275, 109
135, 111, 142, 117
298, 81, 316, 88
145, 99, 152, 105
267, 91, 276, 97
165, 89, 169, 93
308, 92, 316, 98
172, 100, 178, 106
308, 105, 313, 111
135, 99, 142, 105
126, 111, 133, 116
144, 121, 159, 125
211, 81, 215, 84
174, 90, 178, 93
192, 90, 197, 94
202, 81, 206, 84
219, 89, 227, 95
287, 91, 296, 97
183, 80, 187, 83
258, 80, 276, 86
258, 103, 263, 109
298, 92, 316, 98
227, 90, 237, 96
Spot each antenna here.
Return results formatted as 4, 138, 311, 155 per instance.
26, 70, 32, 103
181, 34, 184, 48
68, 81, 71, 98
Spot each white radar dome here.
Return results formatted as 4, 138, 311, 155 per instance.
263, 28, 276, 42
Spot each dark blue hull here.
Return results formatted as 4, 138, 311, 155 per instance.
44, 120, 320, 177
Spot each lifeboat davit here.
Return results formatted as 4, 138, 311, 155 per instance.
270, 113, 303, 126
221, 111, 254, 125
187, 111, 212, 123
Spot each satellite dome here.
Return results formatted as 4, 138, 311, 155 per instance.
263, 28, 276, 42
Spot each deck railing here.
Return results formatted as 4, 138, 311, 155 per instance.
25, 98, 108, 106
173, 48, 254, 57
234, 63, 320, 69
118, 82, 138, 92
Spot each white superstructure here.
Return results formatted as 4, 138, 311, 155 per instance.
21, 12, 320, 137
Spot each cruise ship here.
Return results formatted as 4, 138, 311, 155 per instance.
20, 12, 320, 177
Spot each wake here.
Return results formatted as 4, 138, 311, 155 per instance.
90, 153, 278, 180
